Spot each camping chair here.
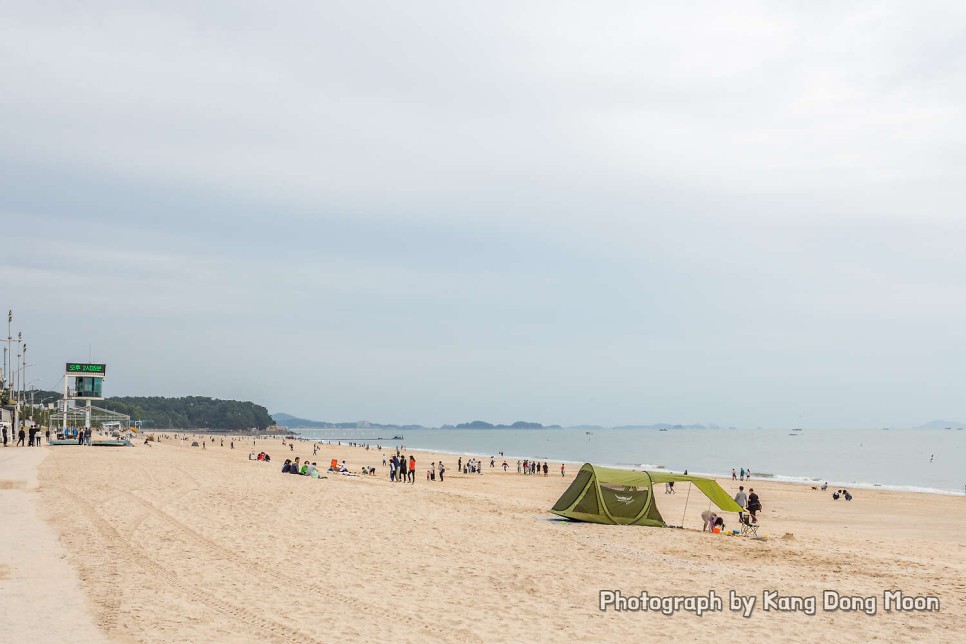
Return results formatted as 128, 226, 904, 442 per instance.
739, 514, 759, 537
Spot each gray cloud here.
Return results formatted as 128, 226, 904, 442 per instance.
2, 1, 965, 427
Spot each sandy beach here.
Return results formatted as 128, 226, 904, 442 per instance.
11, 436, 964, 642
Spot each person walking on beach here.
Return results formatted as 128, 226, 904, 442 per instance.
408, 455, 416, 483
542, 462, 548, 477
747, 488, 761, 522
438, 461, 445, 482
560, 463, 566, 477
732, 469, 737, 480
739, 467, 745, 481
734, 486, 747, 522
458, 456, 462, 473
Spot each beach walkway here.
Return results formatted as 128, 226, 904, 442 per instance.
0, 447, 107, 643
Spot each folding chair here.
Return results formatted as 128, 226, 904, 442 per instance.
739, 514, 759, 537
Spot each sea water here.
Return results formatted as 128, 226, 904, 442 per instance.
296, 427, 965, 495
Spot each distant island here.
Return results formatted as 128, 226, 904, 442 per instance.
271, 415, 713, 430
271, 413, 426, 430
270, 413, 743, 430
915, 420, 966, 429
440, 420, 563, 430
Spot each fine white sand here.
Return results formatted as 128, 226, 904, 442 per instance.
22, 435, 966, 642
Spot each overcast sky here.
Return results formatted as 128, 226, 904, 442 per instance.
2, 1, 965, 428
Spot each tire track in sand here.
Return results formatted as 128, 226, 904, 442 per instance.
119, 465, 448, 639
60, 487, 322, 644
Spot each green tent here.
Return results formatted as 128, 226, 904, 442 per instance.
550, 463, 743, 527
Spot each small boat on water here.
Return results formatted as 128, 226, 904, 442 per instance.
391, 435, 404, 440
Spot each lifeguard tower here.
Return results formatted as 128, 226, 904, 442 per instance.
50, 362, 130, 443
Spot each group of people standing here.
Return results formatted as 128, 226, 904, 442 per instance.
388, 453, 416, 483
517, 459, 549, 476
1, 425, 50, 447
731, 467, 752, 481
426, 461, 445, 481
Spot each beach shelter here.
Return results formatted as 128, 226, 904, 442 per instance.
550, 464, 743, 527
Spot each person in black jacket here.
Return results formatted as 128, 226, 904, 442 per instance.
747, 489, 762, 522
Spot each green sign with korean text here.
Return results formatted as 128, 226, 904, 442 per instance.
66, 363, 107, 376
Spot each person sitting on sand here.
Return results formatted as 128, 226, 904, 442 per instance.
282, 459, 292, 474
843, 490, 853, 501
291, 457, 301, 474
832, 490, 840, 500
700, 510, 718, 532
821, 481, 828, 491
